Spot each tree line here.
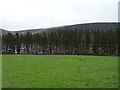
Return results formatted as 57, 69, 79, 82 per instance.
2, 29, 118, 56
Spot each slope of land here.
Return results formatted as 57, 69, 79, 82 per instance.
34, 22, 119, 34
0, 22, 119, 34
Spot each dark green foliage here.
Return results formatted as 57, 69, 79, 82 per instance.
2, 29, 118, 55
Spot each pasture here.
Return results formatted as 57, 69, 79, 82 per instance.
2, 55, 118, 88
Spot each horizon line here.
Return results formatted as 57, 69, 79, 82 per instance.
0, 21, 118, 31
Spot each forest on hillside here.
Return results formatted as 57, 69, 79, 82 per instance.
2, 29, 118, 56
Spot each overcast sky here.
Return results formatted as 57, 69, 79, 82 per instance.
0, 0, 119, 31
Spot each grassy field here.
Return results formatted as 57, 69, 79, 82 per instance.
2, 55, 118, 88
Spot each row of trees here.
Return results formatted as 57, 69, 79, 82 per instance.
2, 29, 118, 56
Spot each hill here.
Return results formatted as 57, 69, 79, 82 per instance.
33, 22, 119, 34
0, 28, 40, 35
0, 29, 10, 35
0, 22, 119, 34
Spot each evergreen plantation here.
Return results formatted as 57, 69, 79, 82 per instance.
2, 28, 118, 56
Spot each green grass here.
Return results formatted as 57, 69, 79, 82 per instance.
2, 55, 118, 88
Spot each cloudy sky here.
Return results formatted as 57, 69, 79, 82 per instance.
0, 0, 119, 31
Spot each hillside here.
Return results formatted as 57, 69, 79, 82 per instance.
0, 29, 10, 35
33, 22, 119, 34
0, 22, 119, 34
0, 28, 40, 35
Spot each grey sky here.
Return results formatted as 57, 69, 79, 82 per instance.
0, 0, 119, 31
